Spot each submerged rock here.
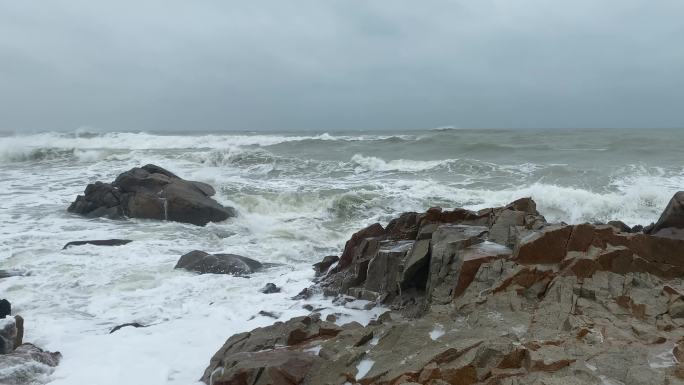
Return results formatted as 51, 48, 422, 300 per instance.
175, 250, 267, 275
68, 164, 236, 226
260, 283, 281, 294
109, 322, 147, 334
62, 239, 132, 249
0, 344, 61, 385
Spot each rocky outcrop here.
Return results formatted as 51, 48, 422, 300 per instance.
316, 198, 545, 312
1, 306, 61, 385
202, 194, 684, 385
68, 164, 236, 226
175, 250, 270, 275
201, 316, 343, 385
62, 239, 132, 249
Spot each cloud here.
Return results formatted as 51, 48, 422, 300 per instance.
1, 0, 683, 132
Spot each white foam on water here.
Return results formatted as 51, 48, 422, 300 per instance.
355, 359, 374, 379
429, 325, 445, 340
351, 154, 453, 172
648, 347, 677, 369
0, 132, 416, 163
387, 176, 680, 226
0, 316, 16, 329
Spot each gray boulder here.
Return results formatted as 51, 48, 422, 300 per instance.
650, 191, 684, 236
175, 250, 265, 275
68, 164, 236, 226
0, 299, 10, 318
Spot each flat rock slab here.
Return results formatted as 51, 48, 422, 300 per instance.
109, 322, 147, 334
62, 239, 132, 249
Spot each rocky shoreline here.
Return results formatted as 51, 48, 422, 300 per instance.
3, 165, 684, 385
202, 196, 684, 384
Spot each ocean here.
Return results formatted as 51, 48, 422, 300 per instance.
1, 127, 683, 384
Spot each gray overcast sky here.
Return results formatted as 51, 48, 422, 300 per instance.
1, 0, 683, 132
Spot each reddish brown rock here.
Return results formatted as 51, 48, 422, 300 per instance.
566, 223, 596, 252
493, 267, 555, 295
674, 338, 684, 362
513, 226, 573, 264
440, 365, 478, 385
452, 243, 511, 298
208, 349, 317, 385
337, 223, 385, 270
421, 207, 492, 227
496, 348, 530, 369
385, 212, 421, 240
528, 346, 575, 372
565, 257, 600, 279
505, 197, 539, 215
418, 362, 440, 383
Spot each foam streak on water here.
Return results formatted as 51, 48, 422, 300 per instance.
0, 128, 683, 384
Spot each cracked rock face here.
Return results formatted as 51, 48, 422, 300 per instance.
201, 194, 684, 385
67, 164, 236, 226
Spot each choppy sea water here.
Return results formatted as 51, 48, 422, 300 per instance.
0, 128, 683, 384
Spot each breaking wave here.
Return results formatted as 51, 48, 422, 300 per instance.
350, 154, 452, 172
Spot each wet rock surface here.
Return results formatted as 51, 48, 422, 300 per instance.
109, 322, 148, 334
68, 164, 236, 226
62, 239, 132, 249
202, 194, 684, 385
0, 299, 10, 318
261, 283, 281, 294
175, 250, 272, 275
